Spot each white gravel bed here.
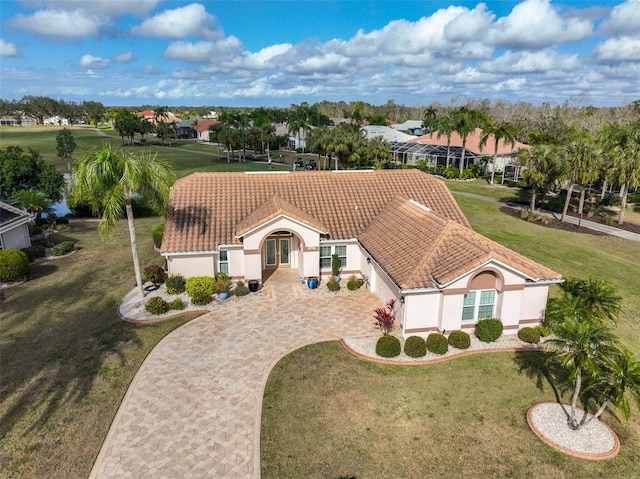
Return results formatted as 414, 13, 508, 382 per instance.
295, 278, 368, 297
118, 283, 272, 321
343, 332, 534, 363
529, 402, 617, 455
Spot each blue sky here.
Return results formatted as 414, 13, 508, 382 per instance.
1, 0, 639, 107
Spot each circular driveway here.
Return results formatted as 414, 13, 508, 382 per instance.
90, 275, 380, 478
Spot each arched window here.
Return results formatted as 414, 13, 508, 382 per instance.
461, 271, 499, 321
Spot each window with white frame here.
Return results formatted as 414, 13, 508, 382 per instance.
218, 250, 229, 274
319, 244, 347, 270
461, 289, 496, 321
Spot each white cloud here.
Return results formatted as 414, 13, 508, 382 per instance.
593, 36, 640, 62
132, 3, 220, 40
164, 37, 242, 63
599, 0, 640, 37
79, 54, 109, 69
113, 51, 134, 63
443, 3, 495, 42
20, 0, 160, 17
487, 0, 593, 49
480, 49, 581, 74
0, 39, 19, 57
8, 9, 104, 38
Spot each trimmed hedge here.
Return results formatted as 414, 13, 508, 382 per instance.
21, 244, 46, 262
145, 297, 169, 315
404, 336, 427, 358
536, 324, 551, 338
518, 327, 540, 344
347, 280, 362, 291
0, 248, 29, 282
327, 281, 341, 291
426, 333, 448, 355
376, 335, 401, 358
186, 276, 215, 305
168, 298, 185, 311
475, 318, 503, 343
51, 241, 74, 257
166, 275, 186, 294
448, 330, 471, 349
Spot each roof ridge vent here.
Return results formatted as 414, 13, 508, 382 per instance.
408, 199, 431, 213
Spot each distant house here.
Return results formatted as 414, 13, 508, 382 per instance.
137, 110, 182, 125
392, 128, 528, 173
390, 120, 426, 136
176, 120, 197, 139
161, 170, 561, 337
193, 119, 220, 142
43, 116, 69, 126
0, 115, 37, 126
362, 125, 417, 143
0, 202, 32, 250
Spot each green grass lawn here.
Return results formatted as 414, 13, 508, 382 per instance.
261, 194, 640, 479
0, 217, 202, 478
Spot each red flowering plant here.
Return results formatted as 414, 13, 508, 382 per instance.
373, 298, 396, 335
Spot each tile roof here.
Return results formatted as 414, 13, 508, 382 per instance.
358, 197, 561, 290
162, 170, 470, 253
408, 127, 528, 155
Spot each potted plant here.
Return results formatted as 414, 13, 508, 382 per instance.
248, 279, 260, 292
307, 276, 319, 289
215, 272, 232, 300
331, 253, 341, 282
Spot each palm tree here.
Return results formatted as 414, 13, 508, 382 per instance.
559, 277, 622, 323
545, 297, 618, 430
70, 144, 175, 297
516, 144, 563, 212
12, 190, 53, 223
451, 106, 490, 177
434, 115, 456, 168
560, 132, 599, 221
422, 106, 438, 132
479, 121, 519, 185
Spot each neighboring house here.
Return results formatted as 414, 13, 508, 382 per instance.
43, 116, 69, 125
390, 120, 426, 136
161, 170, 561, 337
0, 202, 32, 250
362, 125, 417, 143
193, 119, 220, 142
392, 128, 528, 172
137, 110, 182, 125
0, 115, 37, 126
176, 120, 198, 139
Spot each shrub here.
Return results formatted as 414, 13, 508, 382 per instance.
426, 333, 448, 355
234, 282, 250, 297
518, 327, 540, 344
21, 244, 46, 262
373, 299, 396, 335
166, 274, 186, 294
186, 276, 215, 304
536, 324, 551, 338
404, 336, 427, 358
475, 318, 503, 342
0, 248, 29, 282
376, 335, 401, 358
143, 264, 167, 285
51, 244, 66, 256
214, 272, 232, 293
168, 298, 185, 311
145, 297, 169, 315
152, 223, 165, 249
448, 330, 471, 349
60, 241, 74, 253
21, 246, 36, 262
347, 275, 362, 290
327, 276, 341, 291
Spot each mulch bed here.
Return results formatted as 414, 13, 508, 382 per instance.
500, 207, 607, 236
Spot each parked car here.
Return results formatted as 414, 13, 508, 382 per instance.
293, 158, 304, 169
305, 160, 317, 170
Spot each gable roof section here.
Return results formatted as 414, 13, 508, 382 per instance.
162, 170, 470, 253
235, 195, 328, 237
408, 128, 528, 155
358, 197, 561, 290
0, 202, 32, 232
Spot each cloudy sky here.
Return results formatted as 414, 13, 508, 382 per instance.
1, 0, 639, 107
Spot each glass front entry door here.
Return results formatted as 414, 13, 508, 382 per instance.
265, 237, 291, 267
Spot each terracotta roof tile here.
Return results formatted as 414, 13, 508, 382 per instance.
359, 197, 561, 290
162, 170, 469, 252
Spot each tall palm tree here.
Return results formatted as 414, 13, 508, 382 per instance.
70, 144, 175, 297
560, 132, 599, 221
422, 106, 438, 132
434, 115, 456, 168
479, 121, 519, 185
451, 106, 490, 177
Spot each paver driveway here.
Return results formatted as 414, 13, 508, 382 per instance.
90, 271, 380, 478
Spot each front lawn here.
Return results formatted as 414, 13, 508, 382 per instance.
0, 217, 203, 478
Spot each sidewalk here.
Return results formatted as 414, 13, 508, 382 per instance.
451, 190, 640, 243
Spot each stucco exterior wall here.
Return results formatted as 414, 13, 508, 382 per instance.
403, 292, 440, 336
167, 254, 215, 278
227, 248, 245, 278
519, 284, 550, 323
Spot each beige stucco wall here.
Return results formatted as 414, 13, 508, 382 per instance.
166, 254, 215, 278
519, 284, 550, 322
402, 292, 440, 336
1, 224, 31, 250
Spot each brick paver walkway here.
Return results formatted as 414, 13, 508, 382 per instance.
89, 270, 380, 478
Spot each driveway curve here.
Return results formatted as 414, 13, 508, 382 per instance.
90, 273, 380, 479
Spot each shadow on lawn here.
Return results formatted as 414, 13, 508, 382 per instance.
0, 260, 142, 440
512, 350, 572, 404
